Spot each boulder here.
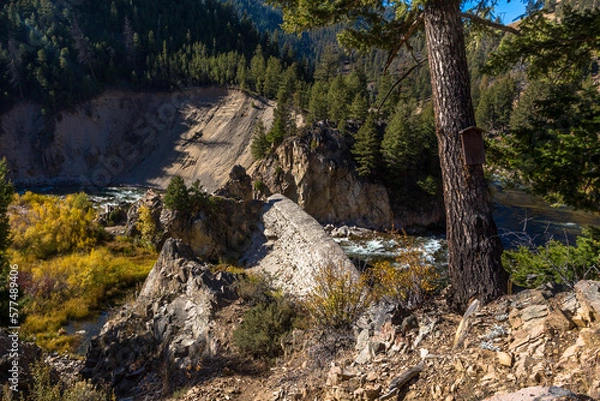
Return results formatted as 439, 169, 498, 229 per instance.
214, 165, 253, 202
483, 386, 585, 401
242, 194, 359, 297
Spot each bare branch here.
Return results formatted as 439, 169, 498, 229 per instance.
460, 12, 522, 35
376, 57, 428, 115
379, 362, 425, 400
385, 13, 424, 72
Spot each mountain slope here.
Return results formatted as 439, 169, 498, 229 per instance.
0, 87, 274, 191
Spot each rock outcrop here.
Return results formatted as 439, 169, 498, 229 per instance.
84, 191, 360, 397
251, 123, 394, 229
160, 196, 263, 262
243, 194, 358, 297
214, 165, 253, 202
82, 239, 238, 397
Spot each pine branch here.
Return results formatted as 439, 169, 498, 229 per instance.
460, 12, 522, 35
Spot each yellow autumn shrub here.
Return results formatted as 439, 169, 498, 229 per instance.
305, 235, 442, 330
304, 262, 371, 329
136, 204, 158, 246
12, 247, 155, 351
367, 241, 440, 307
9, 192, 100, 259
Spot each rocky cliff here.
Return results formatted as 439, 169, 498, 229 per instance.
251, 123, 445, 230
0, 87, 274, 191
252, 123, 394, 229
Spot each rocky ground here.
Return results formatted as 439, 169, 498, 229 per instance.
167, 281, 600, 401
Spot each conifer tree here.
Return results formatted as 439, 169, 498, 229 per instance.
327, 75, 349, 127
267, 93, 294, 146
251, 120, 270, 160
250, 46, 266, 95
123, 16, 136, 68
264, 56, 283, 99
352, 115, 381, 178
307, 81, 329, 123
236, 55, 248, 90
7, 38, 23, 99
349, 93, 368, 122
475, 76, 516, 132
381, 104, 416, 178
70, 16, 96, 78
163, 176, 190, 211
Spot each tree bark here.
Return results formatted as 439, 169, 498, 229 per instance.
423, 0, 508, 310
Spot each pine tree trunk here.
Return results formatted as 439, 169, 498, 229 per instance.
423, 0, 508, 310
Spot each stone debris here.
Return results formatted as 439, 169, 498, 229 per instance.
482, 386, 583, 401
74, 276, 600, 401
497, 351, 513, 367
81, 200, 600, 401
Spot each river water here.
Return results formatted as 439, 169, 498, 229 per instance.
20, 183, 600, 256
492, 186, 600, 248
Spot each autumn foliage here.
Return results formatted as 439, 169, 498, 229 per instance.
9, 192, 100, 259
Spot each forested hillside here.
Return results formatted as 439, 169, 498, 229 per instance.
0, 0, 295, 111
220, 0, 343, 62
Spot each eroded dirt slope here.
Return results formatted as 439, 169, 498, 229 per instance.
0, 87, 274, 191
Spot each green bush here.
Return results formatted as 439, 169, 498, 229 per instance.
163, 176, 190, 211
253, 180, 265, 192
28, 362, 60, 401
232, 272, 297, 359
62, 381, 109, 401
503, 227, 600, 288
233, 300, 296, 358
235, 273, 274, 306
